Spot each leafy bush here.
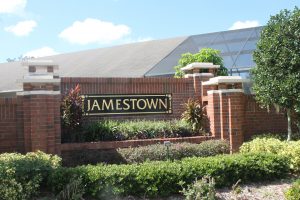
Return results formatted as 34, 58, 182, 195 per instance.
251, 132, 300, 141
240, 138, 300, 172
181, 98, 208, 133
79, 120, 198, 142
285, 179, 300, 200
117, 140, 229, 163
0, 151, 61, 200
174, 48, 228, 78
48, 153, 289, 198
181, 176, 216, 200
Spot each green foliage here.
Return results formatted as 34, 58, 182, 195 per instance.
181, 176, 216, 200
61, 84, 83, 132
285, 179, 300, 200
181, 98, 208, 133
0, 151, 61, 200
174, 48, 228, 78
48, 153, 289, 198
56, 177, 85, 200
117, 140, 229, 163
251, 7, 300, 138
78, 120, 197, 142
251, 132, 300, 141
240, 137, 300, 172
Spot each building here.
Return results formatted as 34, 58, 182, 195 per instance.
0, 26, 263, 93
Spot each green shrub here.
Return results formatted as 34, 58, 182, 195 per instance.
0, 151, 61, 200
181, 176, 216, 200
251, 132, 300, 141
48, 153, 289, 198
80, 120, 198, 142
117, 140, 229, 163
285, 179, 300, 200
240, 138, 300, 172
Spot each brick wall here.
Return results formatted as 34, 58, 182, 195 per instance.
0, 97, 19, 152
0, 76, 289, 161
206, 92, 287, 152
244, 95, 287, 140
61, 77, 200, 121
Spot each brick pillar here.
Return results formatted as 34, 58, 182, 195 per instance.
206, 92, 221, 139
228, 92, 245, 152
190, 74, 214, 101
17, 60, 61, 155
19, 95, 61, 155
206, 90, 245, 152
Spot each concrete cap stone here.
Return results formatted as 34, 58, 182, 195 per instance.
181, 62, 220, 72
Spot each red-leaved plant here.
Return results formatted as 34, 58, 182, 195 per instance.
61, 84, 83, 133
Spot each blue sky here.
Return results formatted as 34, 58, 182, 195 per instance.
0, 0, 299, 63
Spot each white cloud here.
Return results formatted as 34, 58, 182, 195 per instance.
229, 20, 260, 30
23, 47, 58, 58
0, 0, 26, 14
4, 20, 37, 36
59, 18, 131, 45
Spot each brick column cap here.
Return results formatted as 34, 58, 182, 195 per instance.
203, 76, 250, 86
181, 62, 220, 72
207, 89, 244, 94
184, 73, 214, 78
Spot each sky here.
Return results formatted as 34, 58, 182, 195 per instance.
0, 0, 299, 63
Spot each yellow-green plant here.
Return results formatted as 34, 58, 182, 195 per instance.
285, 179, 300, 200
240, 138, 300, 172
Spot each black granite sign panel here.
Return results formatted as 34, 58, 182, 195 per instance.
82, 94, 172, 115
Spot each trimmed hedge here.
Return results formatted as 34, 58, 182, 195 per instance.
240, 138, 300, 172
0, 151, 61, 200
48, 153, 289, 198
117, 140, 229, 163
64, 120, 199, 142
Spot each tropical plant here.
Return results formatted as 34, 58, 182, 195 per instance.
181, 98, 208, 133
251, 7, 300, 140
174, 48, 228, 78
61, 84, 83, 131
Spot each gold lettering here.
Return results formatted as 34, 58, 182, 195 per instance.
87, 99, 91, 111
116, 99, 122, 110
103, 99, 114, 110
146, 98, 158, 109
137, 99, 147, 110
91, 100, 101, 111
123, 99, 130, 110
130, 99, 138, 109
159, 99, 168, 110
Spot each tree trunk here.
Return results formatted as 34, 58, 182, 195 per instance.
287, 109, 292, 141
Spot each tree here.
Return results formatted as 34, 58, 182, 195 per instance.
252, 7, 300, 141
174, 48, 228, 78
